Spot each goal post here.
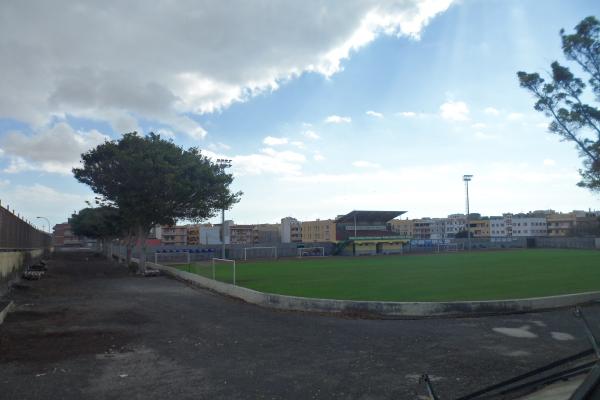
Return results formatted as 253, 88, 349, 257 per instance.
154, 250, 191, 265
436, 243, 460, 253
243, 246, 277, 260
297, 246, 325, 258
211, 258, 236, 285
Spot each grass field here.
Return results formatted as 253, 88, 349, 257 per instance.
174, 249, 600, 302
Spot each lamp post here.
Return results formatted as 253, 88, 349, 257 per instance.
36, 216, 51, 234
462, 175, 473, 251
216, 159, 232, 259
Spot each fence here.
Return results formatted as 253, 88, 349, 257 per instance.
0, 204, 51, 250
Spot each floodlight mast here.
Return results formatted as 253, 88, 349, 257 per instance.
463, 175, 473, 251
216, 159, 232, 259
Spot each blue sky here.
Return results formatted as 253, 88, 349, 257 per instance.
0, 0, 598, 229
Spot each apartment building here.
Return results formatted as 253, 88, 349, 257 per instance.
301, 219, 336, 243
256, 223, 281, 243
230, 224, 258, 244
469, 219, 490, 238
412, 218, 431, 239
512, 216, 548, 237
281, 217, 302, 243
445, 214, 466, 238
389, 219, 413, 238
160, 225, 187, 246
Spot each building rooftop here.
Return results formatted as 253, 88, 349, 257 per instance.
335, 210, 406, 223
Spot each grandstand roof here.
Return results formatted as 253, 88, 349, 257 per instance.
335, 210, 406, 223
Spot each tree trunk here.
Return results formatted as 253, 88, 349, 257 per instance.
137, 225, 148, 273
125, 235, 133, 266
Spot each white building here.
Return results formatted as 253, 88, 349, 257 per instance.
445, 214, 466, 238
280, 217, 302, 243
512, 216, 547, 237
490, 214, 547, 238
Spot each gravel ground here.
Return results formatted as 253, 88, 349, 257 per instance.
0, 251, 597, 399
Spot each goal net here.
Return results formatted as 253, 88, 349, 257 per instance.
154, 250, 190, 265
212, 258, 236, 285
436, 243, 460, 253
244, 246, 277, 260
297, 247, 325, 258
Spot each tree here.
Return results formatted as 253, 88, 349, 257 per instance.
70, 206, 125, 257
517, 16, 600, 191
73, 132, 242, 271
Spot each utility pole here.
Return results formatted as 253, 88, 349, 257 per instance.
463, 175, 473, 251
216, 159, 232, 259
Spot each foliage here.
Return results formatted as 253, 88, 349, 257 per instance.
70, 206, 124, 240
73, 132, 242, 269
517, 16, 600, 191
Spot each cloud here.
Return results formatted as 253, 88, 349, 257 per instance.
207, 142, 231, 151
506, 112, 524, 121
366, 110, 383, 118
313, 151, 325, 161
352, 160, 381, 168
543, 159, 556, 166
440, 101, 469, 121
471, 122, 486, 129
397, 111, 417, 117
474, 131, 497, 140
302, 130, 320, 140
484, 107, 500, 116
290, 141, 305, 149
0, 1, 454, 135
0, 122, 109, 174
263, 136, 289, 146
325, 115, 352, 124
232, 148, 306, 176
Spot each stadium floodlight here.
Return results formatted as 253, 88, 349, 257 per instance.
463, 175, 473, 251
216, 159, 232, 259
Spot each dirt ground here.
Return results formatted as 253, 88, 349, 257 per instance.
0, 251, 597, 399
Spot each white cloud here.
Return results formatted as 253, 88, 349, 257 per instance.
471, 122, 487, 129
352, 160, 381, 168
366, 110, 383, 118
0, 122, 109, 174
484, 107, 500, 116
263, 136, 289, 146
207, 142, 231, 151
313, 151, 325, 161
232, 148, 306, 176
543, 159, 556, 166
397, 111, 417, 117
0, 1, 454, 135
474, 131, 497, 140
507, 112, 524, 121
290, 141, 305, 149
440, 101, 469, 121
324, 115, 352, 124
302, 130, 320, 140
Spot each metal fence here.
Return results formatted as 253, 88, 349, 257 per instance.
0, 204, 51, 250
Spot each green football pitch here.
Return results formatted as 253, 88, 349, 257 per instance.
174, 249, 600, 302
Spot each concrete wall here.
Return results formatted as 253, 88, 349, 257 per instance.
148, 260, 600, 317
0, 249, 44, 297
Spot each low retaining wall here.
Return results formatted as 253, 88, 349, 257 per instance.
146, 261, 600, 317
0, 249, 44, 297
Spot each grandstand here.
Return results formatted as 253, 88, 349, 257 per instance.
334, 210, 409, 256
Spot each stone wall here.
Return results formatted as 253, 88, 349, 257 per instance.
0, 249, 44, 297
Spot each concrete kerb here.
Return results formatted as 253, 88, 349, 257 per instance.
0, 300, 14, 326
138, 260, 600, 318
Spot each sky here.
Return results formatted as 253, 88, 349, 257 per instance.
0, 0, 599, 230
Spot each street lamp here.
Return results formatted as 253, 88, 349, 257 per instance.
36, 216, 51, 234
216, 159, 232, 259
462, 175, 473, 251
